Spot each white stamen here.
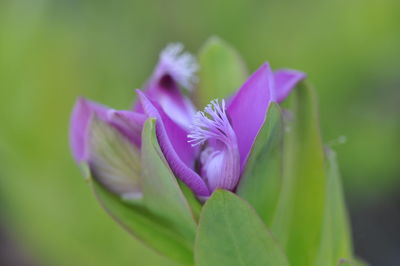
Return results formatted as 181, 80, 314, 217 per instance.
188, 99, 234, 147
188, 99, 241, 192
160, 43, 198, 90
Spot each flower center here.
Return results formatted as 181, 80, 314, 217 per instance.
188, 99, 241, 192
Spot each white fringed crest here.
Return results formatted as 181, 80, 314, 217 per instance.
159, 43, 198, 90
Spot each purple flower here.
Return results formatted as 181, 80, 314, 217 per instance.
69, 43, 305, 199
135, 43, 198, 129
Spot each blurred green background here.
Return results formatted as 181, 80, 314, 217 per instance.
0, 0, 399, 265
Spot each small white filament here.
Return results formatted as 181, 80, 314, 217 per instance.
188, 99, 233, 147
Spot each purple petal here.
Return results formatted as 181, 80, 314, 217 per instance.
273, 69, 306, 102
108, 110, 146, 148
146, 83, 196, 130
156, 103, 198, 168
70, 98, 145, 162
132, 73, 196, 130
137, 90, 210, 197
227, 63, 274, 171
69, 98, 109, 162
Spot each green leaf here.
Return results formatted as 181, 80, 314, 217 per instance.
315, 149, 353, 266
196, 36, 248, 108
87, 117, 195, 265
91, 180, 194, 265
88, 116, 142, 200
141, 118, 197, 243
236, 102, 283, 225
195, 190, 290, 266
271, 82, 327, 266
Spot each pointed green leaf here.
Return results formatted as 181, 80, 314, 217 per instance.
88, 116, 142, 200
195, 190, 290, 266
315, 149, 353, 266
141, 118, 197, 243
196, 36, 248, 108
91, 180, 194, 265
271, 82, 327, 266
236, 102, 283, 225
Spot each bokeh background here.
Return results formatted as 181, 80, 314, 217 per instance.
0, 0, 399, 265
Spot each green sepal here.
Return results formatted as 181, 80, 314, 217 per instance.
195, 190, 290, 266
140, 118, 197, 245
90, 179, 194, 265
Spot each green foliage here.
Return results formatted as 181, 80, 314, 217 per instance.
91, 181, 193, 265
315, 149, 353, 266
236, 102, 283, 225
195, 190, 290, 266
271, 82, 327, 266
196, 36, 248, 108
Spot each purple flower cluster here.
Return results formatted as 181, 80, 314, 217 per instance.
70, 43, 305, 198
